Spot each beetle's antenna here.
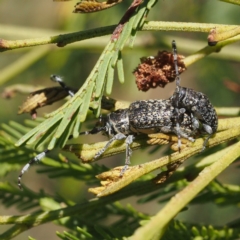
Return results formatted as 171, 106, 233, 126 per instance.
18, 75, 76, 190
172, 40, 180, 88
18, 127, 108, 189
50, 74, 76, 97
18, 74, 109, 189
79, 127, 106, 135
172, 40, 182, 150
18, 150, 50, 190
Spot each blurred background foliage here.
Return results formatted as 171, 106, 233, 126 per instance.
0, 0, 240, 239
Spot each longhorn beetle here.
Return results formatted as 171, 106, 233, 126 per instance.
18, 88, 196, 189
18, 41, 218, 189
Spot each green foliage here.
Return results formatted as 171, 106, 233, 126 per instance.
162, 220, 240, 240
1, 0, 240, 239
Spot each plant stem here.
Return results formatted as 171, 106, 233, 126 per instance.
142, 21, 239, 32
184, 34, 240, 66
1, 22, 239, 52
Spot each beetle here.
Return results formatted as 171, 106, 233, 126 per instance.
77, 98, 197, 174
18, 84, 197, 189
18, 40, 218, 189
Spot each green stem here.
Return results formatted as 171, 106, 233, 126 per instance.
0, 25, 116, 52
142, 21, 239, 32
1, 21, 239, 51
184, 33, 240, 66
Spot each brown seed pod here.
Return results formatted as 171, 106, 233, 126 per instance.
133, 51, 186, 91
74, 0, 123, 13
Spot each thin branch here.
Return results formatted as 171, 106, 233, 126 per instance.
207, 26, 240, 45
1, 21, 240, 52
142, 21, 239, 33
63, 117, 240, 162
0, 25, 116, 51
184, 34, 240, 66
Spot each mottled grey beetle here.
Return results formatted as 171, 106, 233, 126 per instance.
77, 98, 197, 175
18, 78, 196, 189
18, 41, 218, 189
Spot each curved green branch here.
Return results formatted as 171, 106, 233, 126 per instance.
1, 21, 240, 52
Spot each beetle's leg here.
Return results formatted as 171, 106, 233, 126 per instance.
94, 133, 127, 159
173, 108, 186, 151
202, 123, 213, 135
202, 134, 212, 151
120, 135, 134, 175
173, 127, 195, 143
176, 123, 182, 150
191, 114, 200, 130
200, 123, 213, 151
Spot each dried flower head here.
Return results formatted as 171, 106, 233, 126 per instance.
18, 87, 72, 119
133, 51, 186, 91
